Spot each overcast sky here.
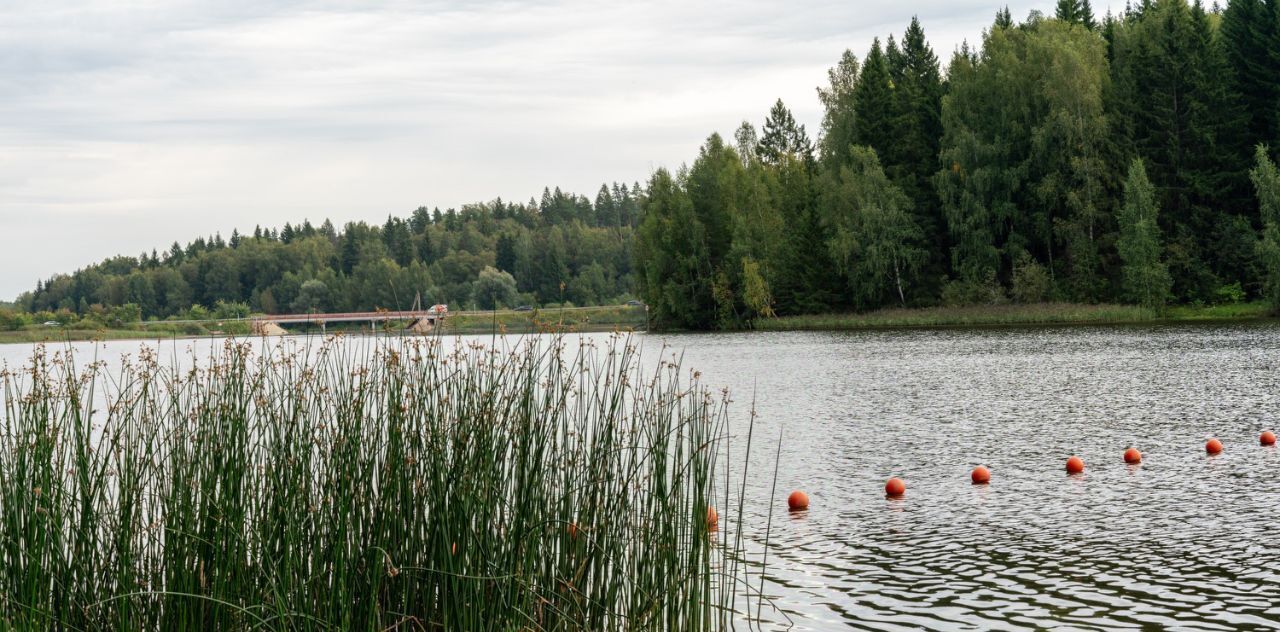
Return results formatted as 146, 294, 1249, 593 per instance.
0, 0, 1090, 300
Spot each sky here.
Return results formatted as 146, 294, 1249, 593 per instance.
0, 0, 1085, 300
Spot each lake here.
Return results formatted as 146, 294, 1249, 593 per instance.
3, 322, 1280, 630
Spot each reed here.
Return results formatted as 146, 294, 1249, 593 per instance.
0, 334, 756, 630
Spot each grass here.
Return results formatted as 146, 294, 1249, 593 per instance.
0, 334, 760, 630
755, 301, 1276, 332
438, 305, 648, 335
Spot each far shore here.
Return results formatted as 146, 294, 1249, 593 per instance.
2, 302, 1273, 345
753, 302, 1276, 332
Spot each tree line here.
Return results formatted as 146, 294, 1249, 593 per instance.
12, 0, 1280, 332
17, 184, 644, 322
636, 0, 1280, 329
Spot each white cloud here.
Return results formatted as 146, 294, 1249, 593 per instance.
0, 0, 1070, 299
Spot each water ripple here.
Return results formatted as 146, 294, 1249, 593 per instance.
657, 322, 1280, 630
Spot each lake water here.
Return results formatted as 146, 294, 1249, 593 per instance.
4, 322, 1280, 630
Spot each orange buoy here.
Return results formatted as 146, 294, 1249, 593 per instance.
1206, 438, 1223, 454
451, 542, 457, 556
971, 466, 990, 484
567, 522, 579, 539
706, 506, 719, 527
1066, 456, 1085, 474
1124, 447, 1142, 464
787, 490, 810, 511
1261, 431, 1276, 446
884, 477, 906, 497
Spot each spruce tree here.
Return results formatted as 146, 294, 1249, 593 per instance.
1117, 159, 1172, 308
888, 17, 945, 272
995, 7, 1014, 29
1221, 0, 1280, 160
852, 39, 894, 159
1056, 0, 1098, 29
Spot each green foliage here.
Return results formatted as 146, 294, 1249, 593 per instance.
1250, 145, 1280, 310
1117, 159, 1173, 308
820, 147, 927, 307
1011, 252, 1054, 303
471, 266, 519, 309
756, 99, 813, 165
22, 185, 642, 320
0, 337, 754, 629
1215, 282, 1246, 305
817, 49, 860, 168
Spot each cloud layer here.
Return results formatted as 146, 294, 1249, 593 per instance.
0, 0, 1067, 299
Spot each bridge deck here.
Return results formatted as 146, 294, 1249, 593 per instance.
254, 310, 443, 325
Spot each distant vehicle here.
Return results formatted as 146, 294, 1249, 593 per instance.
42, 320, 60, 327
514, 305, 533, 312
426, 304, 448, 315
625, 300, 644, 307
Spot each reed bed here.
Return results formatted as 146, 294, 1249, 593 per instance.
0, 334, 758, 630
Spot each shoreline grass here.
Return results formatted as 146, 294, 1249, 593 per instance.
0, 335, 757, 630
754, 302, 1276, 332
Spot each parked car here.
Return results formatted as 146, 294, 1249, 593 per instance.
42, 320, 60, 327
514, 305, 533, 312
625, 300, 644, 307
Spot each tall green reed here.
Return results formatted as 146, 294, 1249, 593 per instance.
0, 334, 758, 630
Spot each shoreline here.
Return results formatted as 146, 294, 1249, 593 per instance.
3, 302, 1273, 345
752, 302, 1276, 332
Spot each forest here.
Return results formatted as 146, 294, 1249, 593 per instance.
13, 185, 643, 324
10, 0, 1280, 331
635, 0, 1280, 329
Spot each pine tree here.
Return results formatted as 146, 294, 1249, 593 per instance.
1117, 159, 1172, 308
757, 100, 813, 165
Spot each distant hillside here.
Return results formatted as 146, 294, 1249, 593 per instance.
19, 183, 644, 320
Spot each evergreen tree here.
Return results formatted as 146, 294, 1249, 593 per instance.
1117, 159, 1172, 307
852, 38, 895, 158
1109, 0, 1244, 299
757, 99, 814, 165
634, 169, 711, 328
996, 6, 1015, 29
1056, 0, 1098, 28
887, 17, 946, 286
1221, 0, 1280, 159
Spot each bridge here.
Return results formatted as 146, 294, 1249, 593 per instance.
251, 307, 447, 335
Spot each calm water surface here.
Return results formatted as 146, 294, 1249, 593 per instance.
3, 323, 1280, 630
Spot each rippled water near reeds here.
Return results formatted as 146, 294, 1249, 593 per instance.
3, 322, 1279, 630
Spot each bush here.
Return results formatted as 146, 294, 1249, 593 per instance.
1215, 282, 1246, 305
1012, 253, 1052, 303
942, 270, 1008, 306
